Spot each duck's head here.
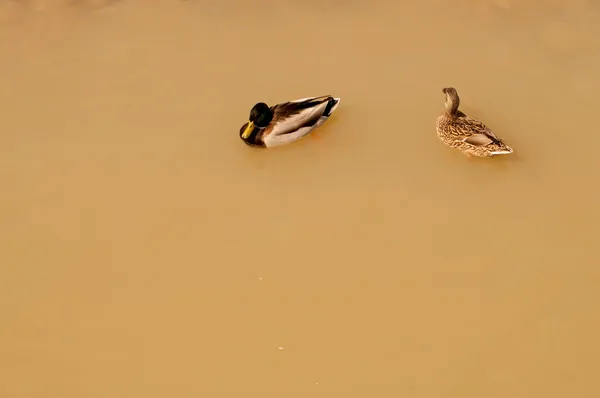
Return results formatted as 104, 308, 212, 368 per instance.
240, 102, 274, 141
442, 87, 460, 113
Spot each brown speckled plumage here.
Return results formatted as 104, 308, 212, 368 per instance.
436, 87, 513, 157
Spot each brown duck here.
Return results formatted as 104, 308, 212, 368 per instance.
436, 87, 513, 157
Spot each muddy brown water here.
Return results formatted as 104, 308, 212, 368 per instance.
1, 1, 599, 397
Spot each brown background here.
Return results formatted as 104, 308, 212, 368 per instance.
1, 1, 599, 397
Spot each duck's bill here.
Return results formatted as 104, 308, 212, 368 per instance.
241, 121, 255, 139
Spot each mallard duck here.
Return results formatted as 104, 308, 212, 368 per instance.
239, 95, 340, 148
436, 87, 513, 157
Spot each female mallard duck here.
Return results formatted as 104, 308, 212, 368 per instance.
436, 87, 513, 157
239, 95, 340, 148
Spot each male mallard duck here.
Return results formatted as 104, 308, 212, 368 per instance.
436, 87, 513, 157
239, 95, 340, 148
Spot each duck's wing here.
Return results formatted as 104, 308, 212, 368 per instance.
266, 96, 333, 137
463, 133, 495, 146
459, 115, 503, 146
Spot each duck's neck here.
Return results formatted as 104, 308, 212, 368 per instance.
446, 97, 460, 117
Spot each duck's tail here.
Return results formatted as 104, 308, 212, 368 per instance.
323, 97, 340, 117
490, 144, 514, 156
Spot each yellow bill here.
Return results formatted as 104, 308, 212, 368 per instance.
241, 121, 255, 139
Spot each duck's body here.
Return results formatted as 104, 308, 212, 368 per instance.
239, 95, 340, 148
436, 87, 513, 157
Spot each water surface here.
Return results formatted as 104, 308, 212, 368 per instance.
1, 1, 599, 397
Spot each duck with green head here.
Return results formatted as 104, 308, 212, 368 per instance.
436, 87, 513, 157
239, 95, 340, 148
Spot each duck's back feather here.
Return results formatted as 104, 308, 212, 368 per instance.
262, 96, 339, 147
